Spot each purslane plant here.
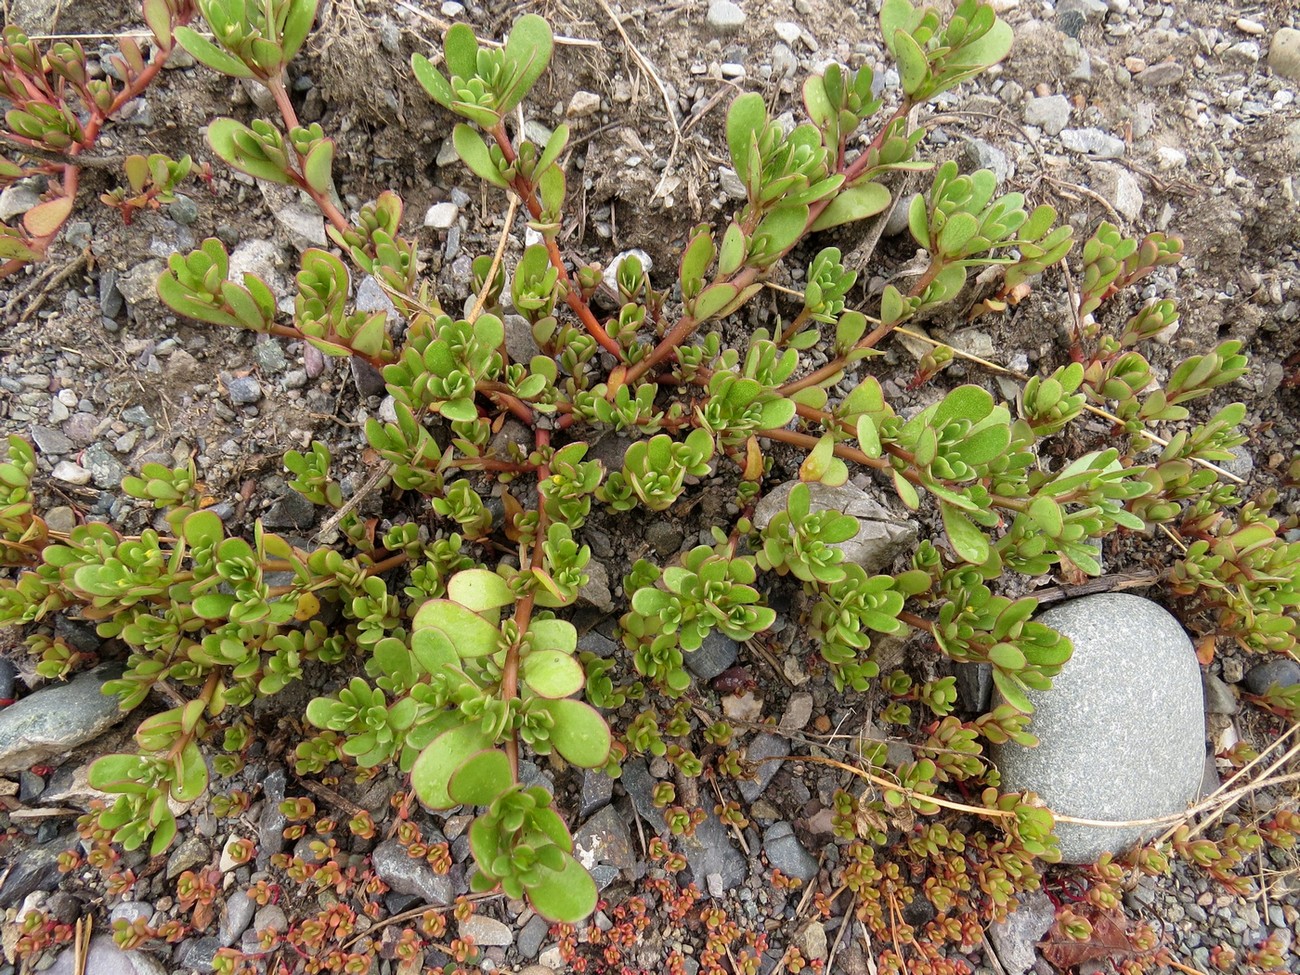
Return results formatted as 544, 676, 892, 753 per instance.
0, 0, 1296, 941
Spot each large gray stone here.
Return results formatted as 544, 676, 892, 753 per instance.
47, 935, 167, 975
372, 838, 454, 905
681, 807, 747, 894
993, 594, 1204, 864
753, 481, 916, 575
0, 664, 126, 774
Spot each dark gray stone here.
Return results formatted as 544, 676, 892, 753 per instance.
372, 838, 454, 905
646, 520, 684, 557
517, 912, 549, 958
218, 891, 256, 946
573, 804, 635, 881
619, 760, 666, 835
1242, 659, 1300, 696
225, 375, 263, 405
753, 481, 916, 574
579, 769, 614, 818
1202, 673, 1238, 714
0, 832, 69, 907
987, 890, 1055, 975
683, 808, 747, 894
351, 358, 388, 397
253, 903, 288, 933
175, 936, 220, 974
262, 492, 317, 530
993, 594, 1204, 863
257, 768, 288, 865
685, 631, 739, 680
740, 733, 790, 802
46, 935, 166, 975
763, 822, 818, 882
84, 443, 125, 489
165, 835, 211, 880
0, 663, 126, 774
30, 425, 73, 455
955, 662, 993, 713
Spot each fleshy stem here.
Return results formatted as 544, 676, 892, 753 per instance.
265, 75, 350, 234
487, 124, 622, 359
501, 427, 553, 781
623, 101, 914, 387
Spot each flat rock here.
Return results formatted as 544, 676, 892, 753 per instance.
987, 889, 1055, 975
1024, 94, 1071, 135
47, 935, 167, 975
754, 480, 916, 574
572, 803, 635, 875
740, 732, 790, 802
424, 202, 460, 229
0, 832, 70, 907
685, 630, 739, 680
0, 664, 126, 774
763, 821, 818, 882
460, 914, 513, 946
372, 838, 454, 905
681, 807, 747, 893
578, 768, 614, 818
993, 594, 1204, 863
0, 184, 41, 222
1136, 60, 1185, 87
1060, 127, 1125, 159
706, 0, 746, 32
1090, 162, 1143, 220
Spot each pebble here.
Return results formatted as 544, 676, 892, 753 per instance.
1136, 60, 1186, 87
51, 461, 90, 488
566, 90, 601, 117
753, 481, 917, 575
706, 0, 746, 32
166, 835, 211, 880
964, 138, 1013, 183
685, 631, 739, 680
217, 891, 256, 947
372, 838, 455, 905
681, 807, 747, 893
460, 915, 513, 946
1202, 673, 1237, 714
1024, 94, 1071, 135
1269, 28, 1300, 84
994, 595, 1205, 863
572, 804, 636, 876
774, 21, 801, 45
30, 425, 74, 455
424, 202, 460, 229
578, 768, 614, 818
253, 904, 288, 934
779, 692, 814, 732
1236, 18, 1265, 36
1090, 162, 1143, 220
988, 890, 1055, 975
0, 184, 41, 221
763, 822, 819, 882
517, 913, 549, 958
1060, 127, 1126, 158
84, 443, 125, 489
1241, 659, 1300, 696
46, 935, 167, 975
740, 733, 790, 802
0, 663, 127, 774
225, 375, 263, 405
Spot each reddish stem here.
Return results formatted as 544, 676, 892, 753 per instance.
486, 125, 623, 359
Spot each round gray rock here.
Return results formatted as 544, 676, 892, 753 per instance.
993, 594, 1204, 864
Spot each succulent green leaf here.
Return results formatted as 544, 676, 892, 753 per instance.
453, 124, 509, 188
527, 618, 577, 654
726, 93, 766, 187
303, 139, 335, 196
412, 600, 502, 657
941, 501, 989, 564
892, 29, 930, 96
522, 649, 585, 698
809, 183, 891, 231
207, 118, 292, 184
500, 15, 554, 113
693, 283, 738, 322
411, 53, 454, 107
443, 23, 479, 79
174, 26, 254, 77
447, 748, 513, 806
281, 0, 320, 63
538, 698, 610, 768
447, 568, 514, 612
412, 725, 496, 809
526, 851, 598, 922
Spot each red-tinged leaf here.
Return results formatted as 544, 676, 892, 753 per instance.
22, 196, 73, 238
